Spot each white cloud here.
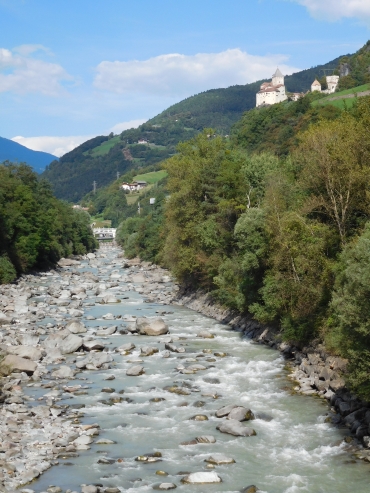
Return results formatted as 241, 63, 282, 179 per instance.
11, 135, 92, 157
109, 119, 147, 134
94, 49, 301, 97
291, 0, 370, 22
0, 46, 72, 96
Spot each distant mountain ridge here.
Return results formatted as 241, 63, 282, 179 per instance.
42, 42, 370, 202
0, 136, 58, 173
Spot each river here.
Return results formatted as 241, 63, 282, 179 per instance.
17, 247, 370, 492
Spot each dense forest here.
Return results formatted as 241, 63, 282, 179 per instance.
0, 162, 97, 284
41, 50, 347, 202
115, 94, 370, 401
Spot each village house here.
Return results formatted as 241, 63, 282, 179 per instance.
121, 181, 148, 192
137, 139, 148, 145
256, 68, 288, 107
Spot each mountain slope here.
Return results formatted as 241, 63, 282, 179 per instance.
42, 49, 358, 201
0, 136, 58, 173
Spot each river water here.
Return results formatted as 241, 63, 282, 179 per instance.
27, 248, 370, 493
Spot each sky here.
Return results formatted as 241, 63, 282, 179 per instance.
0, 0, 369, 157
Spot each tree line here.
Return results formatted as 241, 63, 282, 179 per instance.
117, 95, 370, 401
0, 162, 97, 284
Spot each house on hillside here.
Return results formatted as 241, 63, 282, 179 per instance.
137, 139, 148, 144
290, 92, 304, 101
256, 68, 288, 107
121, 181, 148, 192
311, 79, 322, 92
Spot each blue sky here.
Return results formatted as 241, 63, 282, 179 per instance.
0, 0, 369, 156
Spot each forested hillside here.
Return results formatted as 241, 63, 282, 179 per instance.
42, 51, 347, 202
0, 162, 97, 284
115, 93, 370, 401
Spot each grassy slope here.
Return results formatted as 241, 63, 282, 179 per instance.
312, 83, 370, 109
133, 170, 168, 183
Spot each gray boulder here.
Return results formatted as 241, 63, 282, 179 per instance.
141, 346, 159, 356
227, 406, 254, 422
216, 419, 256, 437
43, 329, 83, 354
215, 404, 237, 418
75, 352, 113, 369
205, 454, 235, 465
52, 365, 75, 379
66, 320, 87, 334
7, 345, 42, 361
0, 354, 37, 375
83, 339, 106, 351
126, 365, 145, 376
136, 317, 169, 336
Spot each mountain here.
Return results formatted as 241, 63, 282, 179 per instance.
42, 44, 370, 202
0, 136, 58, 174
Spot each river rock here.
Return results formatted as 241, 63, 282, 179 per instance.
9, 345, 42, 361
101, 294, 120, 304
52, 365, 75, 379
228, 406, 255, 422
75, 352, 113, 369
197, 331, 214, 339
58, 258, 80, 267
118, 342, 135, 352
83, 339, 106, 351
18, 333, 39, 346
182, 472, 222, 484
126, 365, 145, 376
153, 484, 177, 490
66, 320, 87, 334
216, 419, 256, 437
43, 329, 83, 354
196, 436, 216, 443
96, 326, 117, 336
215, 404, 238, 417
81, 485, 98, 493
136, 317, 169, 336
205, 454, 235, 465
141, 346, 159, 356
0, 354, 37, 375
241, 486, 258, 493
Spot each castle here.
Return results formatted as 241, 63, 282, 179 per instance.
256, 69, 340, 107
311, 75, 339, 94
256, 68, 287, 107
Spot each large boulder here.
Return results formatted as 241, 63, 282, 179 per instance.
66, 320, 87, 334
83, 339, 106, 351
216, 419, 256, 437
11, 345, 42, 361
18, 334, 40, 346
215, 404, 238, 418
136, 317, 169, 336
227, 406, 254, 422
43, 329, 83, 354
75, 352, 113, 370
52, 365, 75, 379
0, 354, 37, 375
58, 258, 80, 267
126, 365, 145, 376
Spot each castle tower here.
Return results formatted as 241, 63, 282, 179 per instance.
272, 67, 284, 87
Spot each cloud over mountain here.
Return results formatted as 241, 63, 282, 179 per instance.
292, 0, 370, 22
0, 46, 71, 96
94, 49, 300, 97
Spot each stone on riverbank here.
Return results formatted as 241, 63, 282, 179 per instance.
205, 454, 235, 465
136, 317, 169, 336
43, 329, 83, 354
215, 404, 238, 418
228, 406, 255, 422
0, 354, 37, 375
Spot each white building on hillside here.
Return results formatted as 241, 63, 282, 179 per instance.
311, 75, 339, 94
256, 68, 288, 107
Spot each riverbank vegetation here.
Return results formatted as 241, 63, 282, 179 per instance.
114, 95, 370, 400
0, 162, 97, 284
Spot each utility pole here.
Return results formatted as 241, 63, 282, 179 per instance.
93, 181, 97, 194
138, 201, 141, 215
116, 171, 120, 180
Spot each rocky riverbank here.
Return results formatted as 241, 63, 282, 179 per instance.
174, 289, 370, 461
0, 251, 178, 492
